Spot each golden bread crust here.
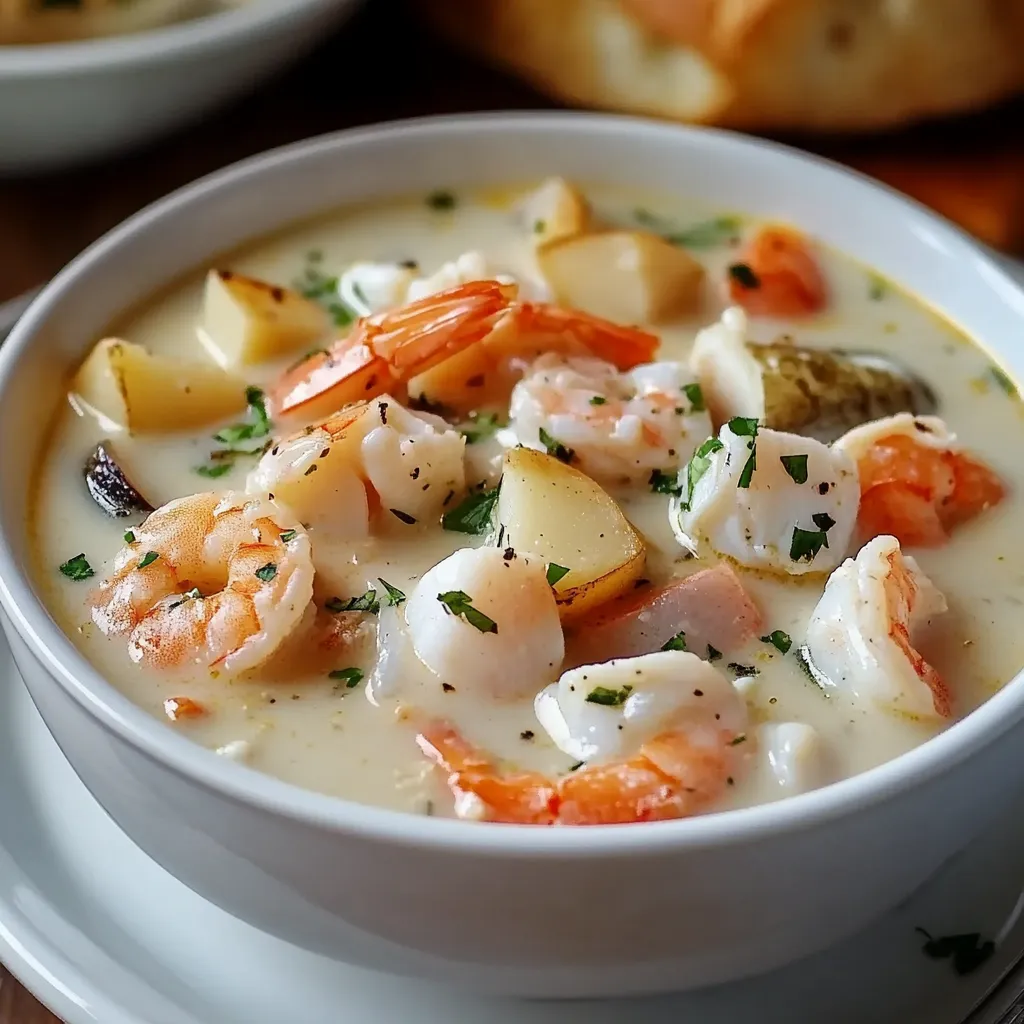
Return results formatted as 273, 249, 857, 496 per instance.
422, 0, 1024, 132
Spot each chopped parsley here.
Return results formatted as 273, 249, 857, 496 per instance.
868, 273, 887, 301
585, 684, 633, 706
329, 667, 364, 688
123, 530, 136, 544
533, 219, 546, 234
989, 364, 1018, 398
426, 190, 457, 211
790, 521, 832, 563
761, 630, 793, 654
728, 417, 759, 489
437, 590, 498, 633
813, 512, 836, 531
460, 411, 501, 444
729, 734, 747, 746
728, 263, 761, 289
390, 508, 417, 525
661, 631, 687, 652
254, 562, 277, 582
441, 486, 499, 535
682, 382, 705, 412
779, 453, 808, 485
727, 662, 757, 677
326, 590, 380, 615
197, 386, 274, 476
589, 395, 607, 406
706, 644, 722, 661
138, 551, 159, 570
915, 928, 994, 976
194, 462, 234, 479
59, 553, 94, 581
546, 563, 570, 586
538, 427, 574, 464
634, 210, 742, 249
649, 468, 682, 497
377, 578, 407, 606
681, 436, 724, 510
279, 529, 297, 543
294, 257, 356, 327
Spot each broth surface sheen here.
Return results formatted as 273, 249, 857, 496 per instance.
31, 183, 1024, 821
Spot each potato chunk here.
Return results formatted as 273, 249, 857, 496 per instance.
71, 337, 246, 433
496, 447, 645, 623
519, 177, 591, 248
538, 230, 705, 323
202, 269, 329, 366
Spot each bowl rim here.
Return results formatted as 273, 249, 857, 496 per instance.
0, 0, 346, 75
2, 110, 1024, 857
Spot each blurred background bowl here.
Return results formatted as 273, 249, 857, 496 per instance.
0, 0, 363, 174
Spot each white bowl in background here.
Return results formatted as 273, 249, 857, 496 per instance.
1, 114, 1024, 998
0, 0, 362, 173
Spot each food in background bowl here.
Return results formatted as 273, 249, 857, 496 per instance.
36, 175, 1015, 824
0, 0, 220, 44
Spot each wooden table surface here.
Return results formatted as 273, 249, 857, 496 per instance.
1, 1, 1023, 1019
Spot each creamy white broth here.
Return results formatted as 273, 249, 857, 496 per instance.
31, 184, 1024, 819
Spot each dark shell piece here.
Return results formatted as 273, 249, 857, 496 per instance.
83, 442, 155, 519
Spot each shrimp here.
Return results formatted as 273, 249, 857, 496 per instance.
417, 651, 748, 824
404, 546, 564, 701
835, 413, 1005, 547
727, 226, 827, 318
507, 354, 711, 486
247, 395, 466, 537
90, 491, 313, 674
269, 280, 659, 421
670, 419, 859, 575
803, 534, 950, 719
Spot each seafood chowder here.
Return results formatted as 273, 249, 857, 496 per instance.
33, 180, 1023, 825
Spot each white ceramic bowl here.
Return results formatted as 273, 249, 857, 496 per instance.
0, 0, 361, 173
2, 114, 1024, 999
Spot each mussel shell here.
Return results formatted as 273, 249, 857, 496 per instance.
752, 342, 938, 444
83, 441, 154, 519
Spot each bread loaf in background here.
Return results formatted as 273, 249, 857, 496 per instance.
422, 0, 1024, 134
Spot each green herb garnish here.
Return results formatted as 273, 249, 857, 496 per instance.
780, 454, 808, 485
589, 395, 607, 406
728, 416, 759, 489
138, 551, 159, 570
426, 190, 457, 211
59, 553, 93, 581
761, 630, 793, 654
649, 468, 682, 497
255, 562, 277, 582
729, 734, 747, 746
329, 667, 364, 688
279, 529, 297, 543
377, 578, 406, 606
195, 463, 234, 479
214, 386, 271, 445
437, 590, 498, 633
294, 258, 356, 327
707, 644, 722, 661
661, 631, 687, 652
123, 530, 136, 544
326, 590, 380, 615
460, 411, 501, 444
915, 928, 994, 976
682, 382, 705, 412
989, 365, 1018, 398
546, 563, 570, 586
868, 273, 887, 301
538, 427, 575, 464
789, 517, 835, 562
442, 486, 500, 535
728, 663, 758, 677
681, 436, 725, 510
813, 512, 836, 531
585, 684, 633, 706
667, 216, 742, 249
728, 263, 760, 289
533, 219, 546, 234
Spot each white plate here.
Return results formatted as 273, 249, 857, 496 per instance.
0, 621, 1023, 1024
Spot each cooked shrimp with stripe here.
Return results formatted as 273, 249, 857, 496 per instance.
37, 179, 1023, 820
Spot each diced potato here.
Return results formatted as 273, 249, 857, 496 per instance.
520, 177, 591, 248
538, 230, 705, 323
71, 337, 247, 433
496, 447, 645, 623
202, 269, 329, 366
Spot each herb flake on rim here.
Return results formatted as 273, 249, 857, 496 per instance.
761, 630, 793, 654
377, 578, 406, 606
437, 590, 498, 633
538, 427, 575, 464
546, 563, 570, 586
441, 486, 499, 535
59, 553, 94, 581
779, 454, 808, 485
585, 684, 633, 706
329, 667, 364, 688
661, 631, 687, 652
989, 365, 1018, 397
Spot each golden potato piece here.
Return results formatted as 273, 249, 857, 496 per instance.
202, 270, 330, 367
519, 177, 591, 248
496, 446, 645, 623
538, 230, 705, 324
72, 338, 247, 433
